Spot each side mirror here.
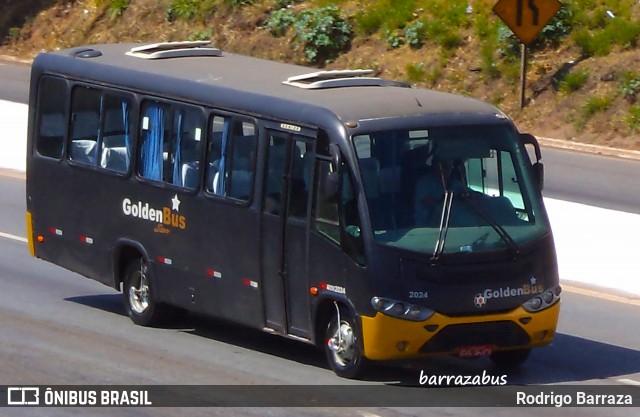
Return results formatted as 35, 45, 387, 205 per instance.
321, 143, 342, 202
520, 133, 544, 191
329, 143, 341, 171
322, 170, 340, 202
532, 161, 544, 192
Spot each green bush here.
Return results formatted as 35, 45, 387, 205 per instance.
293, 6, 352, 64
620, 72, 640, 103
582, 95, 614, 118
188, 30, 212, 41
353, 0, 416, 35
406, 62, 425, 83
539, 5, 573, 45
166, 0, 201, 21
559, 70, 590, 93
405, 21, 426, 49
108, 0, 130, 16
627, 105, 640, 132
385, 30, 405, 49
265, 9, 296, 37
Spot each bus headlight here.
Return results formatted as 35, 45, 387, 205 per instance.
371, 297, 435, 322
522, 285, 561, 313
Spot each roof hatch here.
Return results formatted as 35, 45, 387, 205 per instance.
126, 41, 222, 59
283, 69, 411, 89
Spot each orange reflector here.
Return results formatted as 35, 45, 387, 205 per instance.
309, 287, 318, 296
37, 235, 44, 243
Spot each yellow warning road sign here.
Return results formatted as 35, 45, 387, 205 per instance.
493, 0, 561, 44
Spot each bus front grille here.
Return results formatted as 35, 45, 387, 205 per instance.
419, 321, 530, 353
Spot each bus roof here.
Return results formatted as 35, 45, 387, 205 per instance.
34, 42, 505, 130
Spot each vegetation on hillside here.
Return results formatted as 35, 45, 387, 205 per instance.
1, 0, 639, 148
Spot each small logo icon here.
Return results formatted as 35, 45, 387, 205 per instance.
7, 387, 40, 405
474, 293, 487, 308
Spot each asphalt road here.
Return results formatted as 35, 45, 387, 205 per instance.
1, 60, 640, 416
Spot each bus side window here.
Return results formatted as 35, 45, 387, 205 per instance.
99, 94, 133, 173
170, 107, 204, 189
69, 86, 101, 165
139, 102, 169, 182
138, 102, 203, 188
35, 76, 67, 159
205, 116, 256, 201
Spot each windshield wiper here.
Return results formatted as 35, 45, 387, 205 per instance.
431, 190, 454, 263
459, 193, 520, 258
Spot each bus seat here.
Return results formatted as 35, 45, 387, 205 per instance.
100, 146, 128, 172
71, 139, 98, 165
181, 161, 200, 189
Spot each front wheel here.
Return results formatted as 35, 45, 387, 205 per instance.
490, 348, 531, 368
123, 259, 170, 326
324, 305, 369, 379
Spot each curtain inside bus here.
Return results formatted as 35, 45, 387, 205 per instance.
141, 105, 164, 180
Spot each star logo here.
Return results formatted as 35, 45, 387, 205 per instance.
171, 194, 181, 212
530, 276, 537, 285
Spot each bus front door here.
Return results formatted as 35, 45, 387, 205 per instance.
261, 130, 314, 339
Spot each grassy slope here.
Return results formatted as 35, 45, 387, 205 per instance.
1, 0, 639, 149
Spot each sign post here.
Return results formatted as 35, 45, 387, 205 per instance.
493, 0, 561, 108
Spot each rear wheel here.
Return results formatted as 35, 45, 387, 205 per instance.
324, 305, 369, 379
123, 259, 170, 326
490, 348, 531, 368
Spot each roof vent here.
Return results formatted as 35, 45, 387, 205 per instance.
126, 41, 222, 59
283, 69, 410, 89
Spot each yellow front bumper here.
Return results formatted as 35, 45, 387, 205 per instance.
361, 302, 560, 360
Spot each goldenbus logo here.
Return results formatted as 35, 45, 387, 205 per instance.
474, 279, 544, 308
122, 195, 186, 230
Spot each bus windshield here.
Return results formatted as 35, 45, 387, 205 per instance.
353, 125, 549, 258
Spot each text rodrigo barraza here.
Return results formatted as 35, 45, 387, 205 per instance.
419, 370, 507, 386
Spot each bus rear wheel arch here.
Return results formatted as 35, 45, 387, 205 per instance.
122, 258, 172, 326
323, 302, 370, 379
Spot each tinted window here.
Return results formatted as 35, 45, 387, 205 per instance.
35, 76, 67, 159
205, 115, 256, 201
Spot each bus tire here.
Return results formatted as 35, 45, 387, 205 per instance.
490, 348, 531, 368
324, 305, 369, 379
123, 259, 169, 326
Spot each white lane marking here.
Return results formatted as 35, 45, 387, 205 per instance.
618, 378, 640, 387
563, 285, 640, 308
357, 411, 383, 417
0, 231, 27, 243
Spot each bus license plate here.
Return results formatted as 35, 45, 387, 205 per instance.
458, 345, 493, 358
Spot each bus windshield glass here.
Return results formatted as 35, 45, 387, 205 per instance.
353, 125, 549, 257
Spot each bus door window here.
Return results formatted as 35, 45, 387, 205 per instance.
35, 76, 67, 159
287, 141, 313, 219
312, 158, 366, 265
264, 133, 289, 215
205, 116, 257, 201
